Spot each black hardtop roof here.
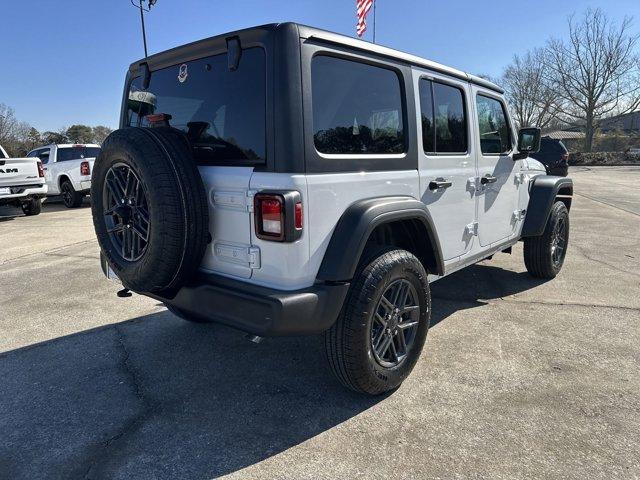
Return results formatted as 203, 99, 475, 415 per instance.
129, 22, 503, 94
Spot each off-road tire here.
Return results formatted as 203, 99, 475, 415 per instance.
91, 127, 209, 295
524, 201, 570, 279
21, 198, 42, 216
61, 180, 83, 208
325, 249, 431, 395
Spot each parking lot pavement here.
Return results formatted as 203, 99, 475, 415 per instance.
1, 167, 639, 479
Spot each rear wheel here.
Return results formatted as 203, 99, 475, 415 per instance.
61, 180, 83, 208
524, 201, 570, 279
21, 198, 42, 216
325, 249, 431, 395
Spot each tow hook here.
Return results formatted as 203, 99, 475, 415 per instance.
117, 288, 133, 298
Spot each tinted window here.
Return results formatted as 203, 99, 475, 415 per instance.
312, 55, 405, 155
126, 48, 266, 164
477, 95, 511, 154
27, 150, 38, 158
420, 80, 467, 153
419, 80, 434, 152
56, 147, 97, 162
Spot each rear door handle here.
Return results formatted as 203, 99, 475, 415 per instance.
429, 178, 453, 191
480, 175, 497, 185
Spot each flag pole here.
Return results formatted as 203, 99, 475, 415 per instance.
373, 0, 377, 44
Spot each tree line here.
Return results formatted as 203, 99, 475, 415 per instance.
0, 103, 112, 157
500, 8, 640, 152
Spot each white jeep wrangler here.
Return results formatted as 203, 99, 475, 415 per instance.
93, 23, 573, 395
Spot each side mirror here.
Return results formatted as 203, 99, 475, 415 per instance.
514, 127, 541, 160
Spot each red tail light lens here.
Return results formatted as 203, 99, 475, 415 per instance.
254, 191, 303, 242
37, 161, 45, 178
260, 198, 283, 236
255, 194, 284, 240
295, 202, 303, 230
80, 161, 91, 176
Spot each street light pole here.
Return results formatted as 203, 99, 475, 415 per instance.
139, 0, 148, 58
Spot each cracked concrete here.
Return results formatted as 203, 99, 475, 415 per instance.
1, 167, 639, 479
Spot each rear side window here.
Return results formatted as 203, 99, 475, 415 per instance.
57, 147, 99, 162
312, 55, 405, 155
419, 79, 467, 154
477, 95, 512, 154
126, 47, 266, 165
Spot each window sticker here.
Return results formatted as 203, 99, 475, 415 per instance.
178, 64, 188, 83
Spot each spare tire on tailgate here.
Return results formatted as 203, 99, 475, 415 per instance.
91, 127, 209, 295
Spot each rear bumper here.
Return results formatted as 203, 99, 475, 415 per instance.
154, 274, 349, 336
547, 165, 568, 176
100, 254, 349, 336
0, 184, 47, 205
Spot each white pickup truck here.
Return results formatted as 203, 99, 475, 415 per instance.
0, 144, 47, 216
27, 144, 101, 208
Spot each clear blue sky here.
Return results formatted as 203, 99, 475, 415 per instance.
1, 0, 638, 132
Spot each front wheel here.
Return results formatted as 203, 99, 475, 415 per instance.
524, 201, 570, 279
21, 198, 42, 216
325, 249, 431, 395
61, 180, 83, 208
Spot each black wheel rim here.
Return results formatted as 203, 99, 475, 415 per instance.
62, 184, 73, 207
551, 216, 567, 267
370, 279, 421, 368
103, 163, 150, 262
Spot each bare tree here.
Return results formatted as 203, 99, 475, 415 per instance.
545, 8, 640, 151
502, 49, 560, 129
0, 103, 19, 145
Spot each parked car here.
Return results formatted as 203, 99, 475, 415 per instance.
626, 147, 640, 156
27, 144, 101, 208
0, 144, 47, 215
529, 136, 569, 176
92, 23, 573, 395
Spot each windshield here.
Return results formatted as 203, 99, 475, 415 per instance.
57, 147, 101, 162
126, 47, 266, 165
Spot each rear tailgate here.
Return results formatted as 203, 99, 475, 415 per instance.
0, 158, 43, 187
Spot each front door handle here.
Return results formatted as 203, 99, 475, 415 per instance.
481, 175, 497, 185
429, 178, 453, 191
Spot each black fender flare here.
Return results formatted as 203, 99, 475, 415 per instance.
317, 196, 444, 282
521, 175, 573, 237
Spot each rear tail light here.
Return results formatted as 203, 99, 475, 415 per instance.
254, 191, 303, 242
80, 161, 91, 176
37, 161, 45, 178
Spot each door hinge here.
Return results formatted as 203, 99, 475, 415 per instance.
247, 246, 261, 269
214, 243, 261, 269
246, 190, 256, 213
515, 172, 526, 185
465, 221, 479, 236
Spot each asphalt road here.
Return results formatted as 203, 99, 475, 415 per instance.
1, 167, 639, 479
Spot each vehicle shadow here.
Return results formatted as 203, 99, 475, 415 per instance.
0, 262, 547, 479
42, 197, 91, 213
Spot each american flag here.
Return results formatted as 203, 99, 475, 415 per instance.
356, 0, 374, 37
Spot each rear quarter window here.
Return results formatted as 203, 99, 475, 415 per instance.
311, 55, 405, 155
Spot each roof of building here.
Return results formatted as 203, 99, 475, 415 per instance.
599, 111, 640, 132
545, 131, 585, 140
